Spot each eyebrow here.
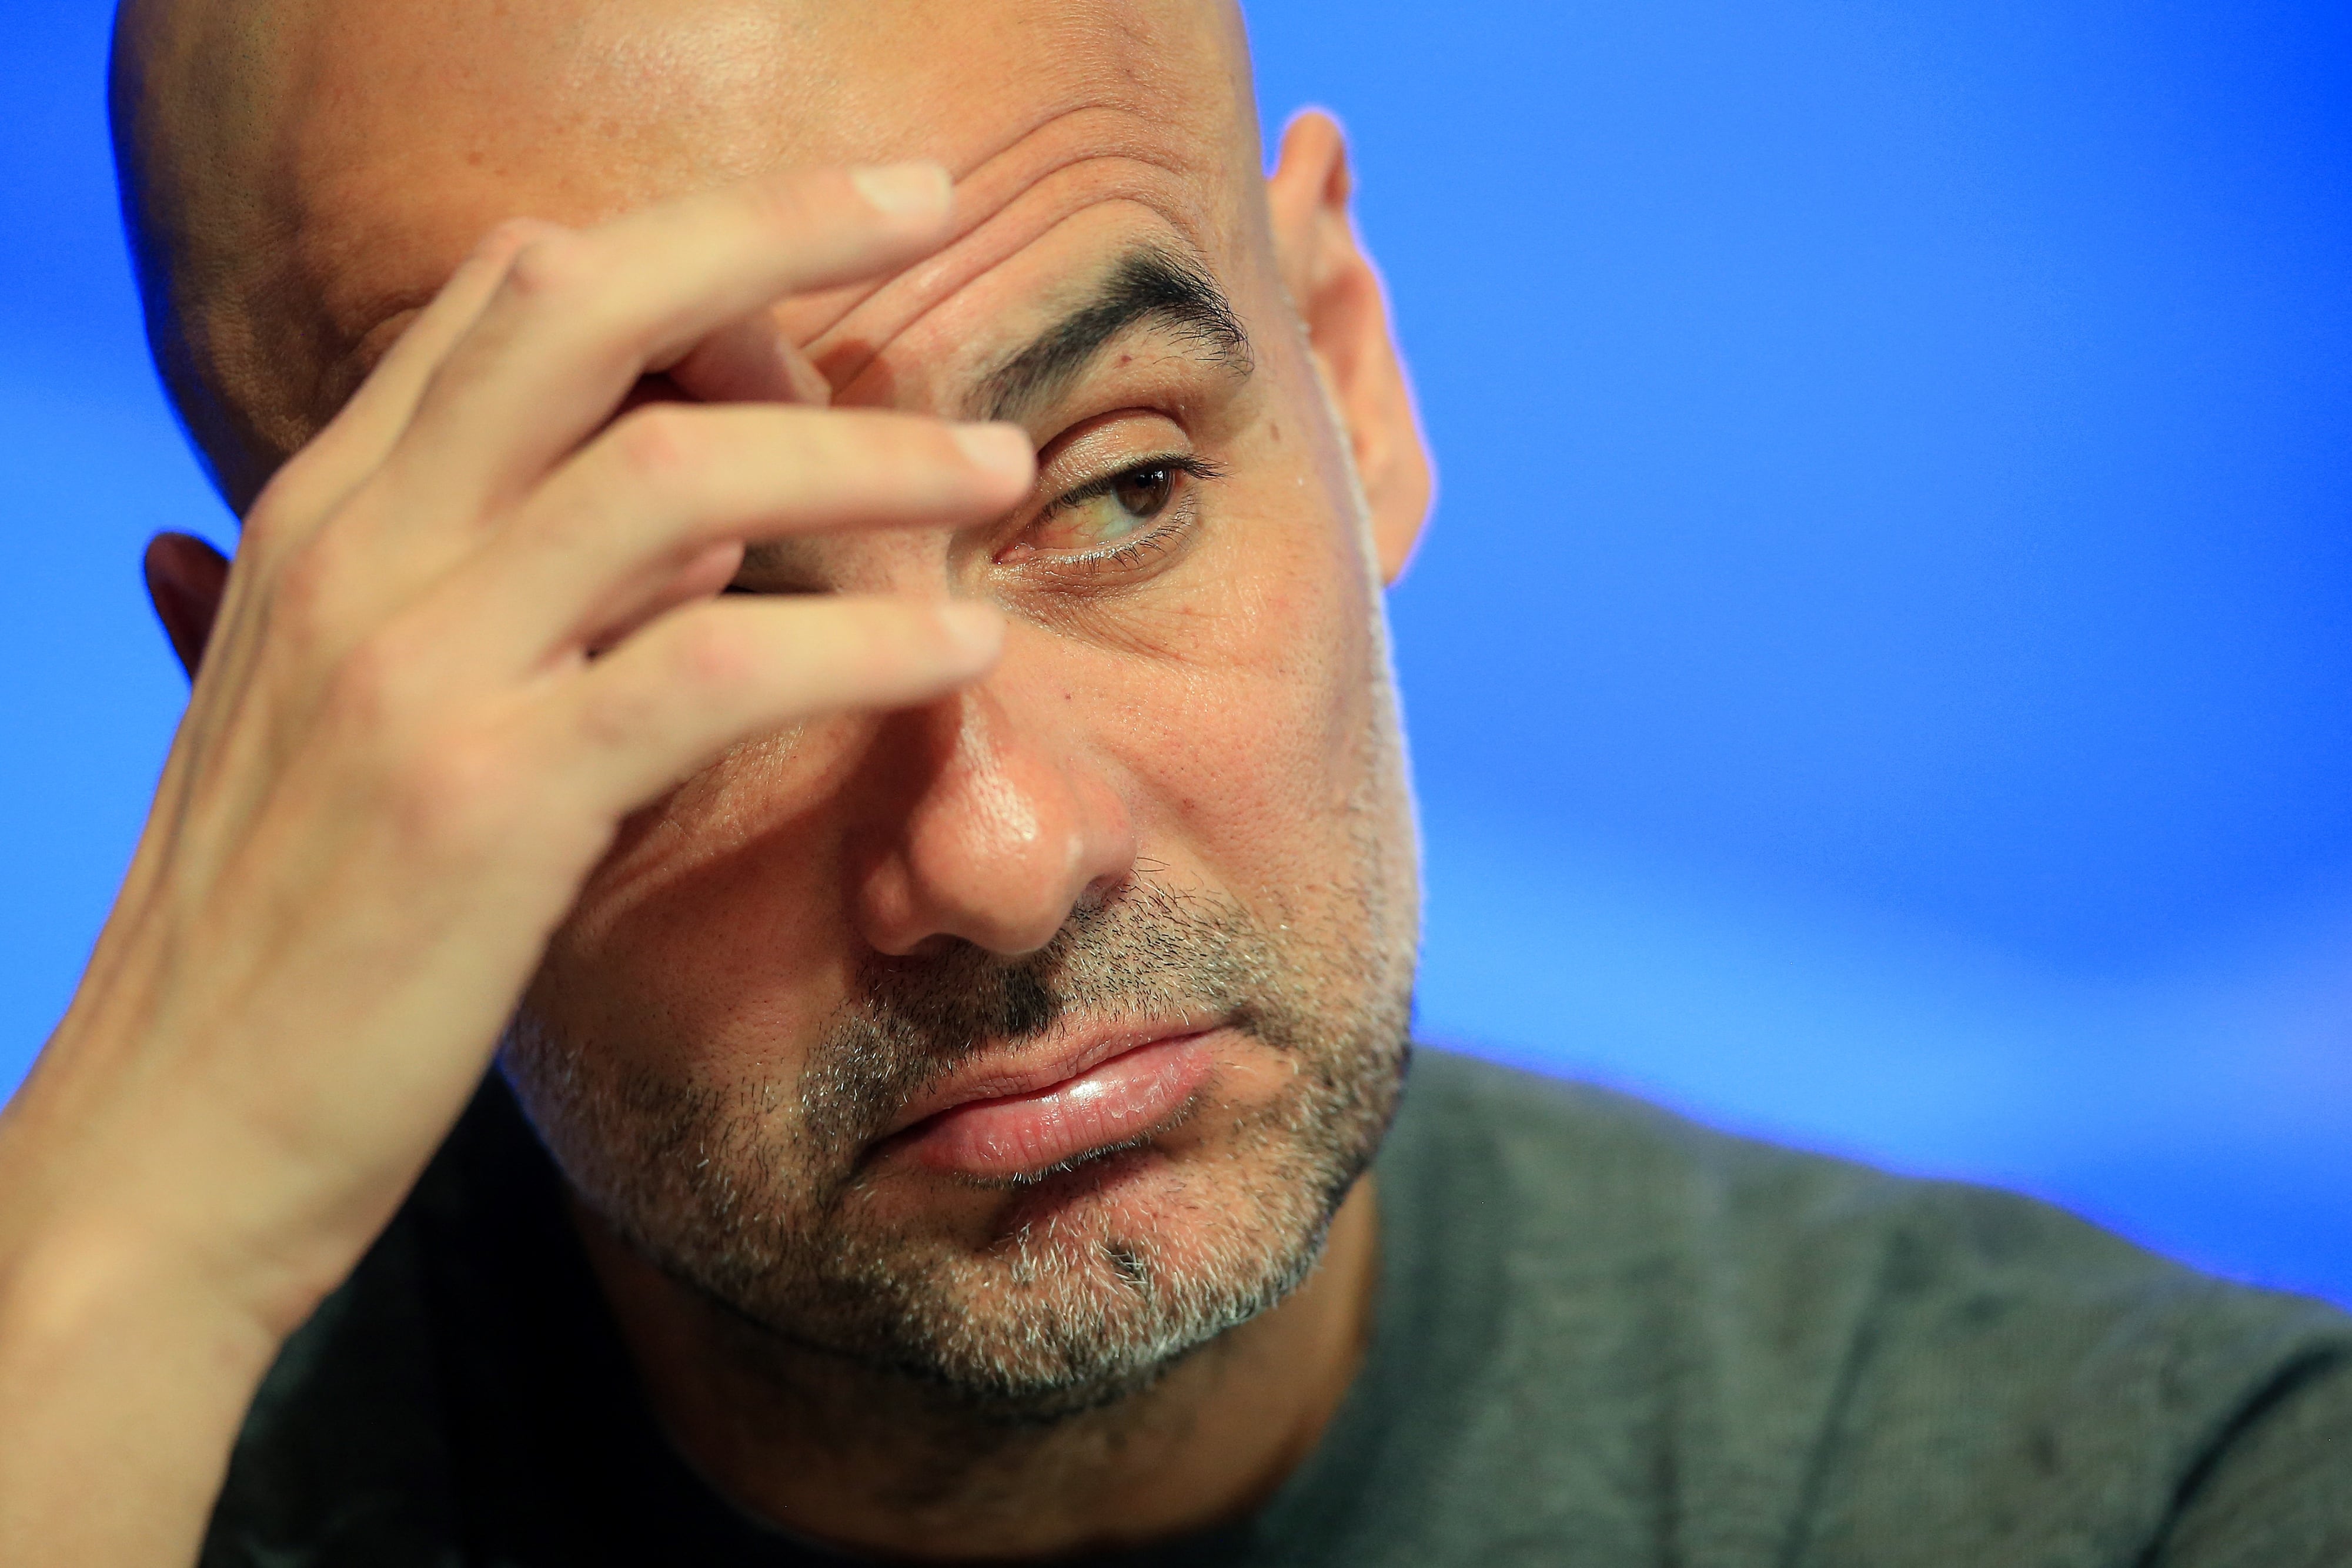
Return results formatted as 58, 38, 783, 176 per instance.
968, 245, 1253, 424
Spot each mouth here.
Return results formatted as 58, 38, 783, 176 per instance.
868, 1021, 1225, 1183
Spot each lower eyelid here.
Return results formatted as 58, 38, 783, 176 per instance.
1051, 493, 1201, 579
1009, 457, 1220, 580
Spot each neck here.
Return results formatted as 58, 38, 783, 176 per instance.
574, 1178, 1381, 1562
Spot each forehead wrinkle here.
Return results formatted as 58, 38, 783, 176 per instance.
794, 108, 1225, 395
121, 0, 1262, 509
319, 105, 1218, 434
813, 190, 1211, 420
780, 94, 1218, 346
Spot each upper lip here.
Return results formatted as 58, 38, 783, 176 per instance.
877, 1017, 1225, 1139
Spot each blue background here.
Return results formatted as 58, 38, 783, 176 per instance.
3, 4, 2347, 1301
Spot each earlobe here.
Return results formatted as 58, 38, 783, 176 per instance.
143, 531, 232, 681
1265, 109, 1434, 584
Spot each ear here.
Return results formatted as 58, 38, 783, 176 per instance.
142, 530, 231, 680
1265, 109, 1433, 584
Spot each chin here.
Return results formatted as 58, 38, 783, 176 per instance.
502, 877, 1416, 1417
560, 1044, 1392, 1421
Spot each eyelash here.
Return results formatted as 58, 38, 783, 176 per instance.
720, 453, 1224, 596
1025, 453, 1225, 581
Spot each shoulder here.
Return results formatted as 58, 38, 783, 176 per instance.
1391, 1047, 2334, 1348
203, 1075, 576, 1567
1368, 1048, 2352, 1567
201, 1198, 462, 1567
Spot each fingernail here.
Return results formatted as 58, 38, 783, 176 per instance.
850, 162, 952, 220
937, 601, 1005, 662
951, 422, 1035, 481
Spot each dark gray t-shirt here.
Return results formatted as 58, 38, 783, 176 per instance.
203, 1049, 2352, 1566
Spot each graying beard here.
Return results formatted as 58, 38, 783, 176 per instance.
503, 875, 1411, 1423
505, 573, 1421, 1425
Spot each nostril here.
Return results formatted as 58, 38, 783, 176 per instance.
847, 687, 1138, 960
983, 891, 1076, 959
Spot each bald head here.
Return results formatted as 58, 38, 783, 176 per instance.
112, 0, 306, 506
109, 0, 1264, 510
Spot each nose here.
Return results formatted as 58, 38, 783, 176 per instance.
848, 677, 1137, 958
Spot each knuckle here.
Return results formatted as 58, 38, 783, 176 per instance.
477, 216, 562, 268
573, 617, 755, 751
607, 403, 703, 482
677, 616, 757, 681
576, 674, 662, 750
318, 624, 418, 734
268, 531, 354, 654
380, 731, 527, 861
669, 614, 757, 690
239, 483, 303, 554
502, 230, 598, 303
247, 440, 362, 546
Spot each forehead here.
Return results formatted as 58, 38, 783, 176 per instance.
282, 0, 1261, 389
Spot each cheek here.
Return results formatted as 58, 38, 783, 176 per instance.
523, 480, 1396, 1060
525, 722, 870, 1070
1110, 511, 1388, 917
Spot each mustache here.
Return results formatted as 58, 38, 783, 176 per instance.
794, 880, 1281, 1156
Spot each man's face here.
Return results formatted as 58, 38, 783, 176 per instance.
263, 0, 1420, 1415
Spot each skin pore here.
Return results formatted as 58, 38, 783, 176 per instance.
99, 0, 1435, 1558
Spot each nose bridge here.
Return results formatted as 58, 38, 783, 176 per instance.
942, 687, 1060, 878
852, 671, 1134, 958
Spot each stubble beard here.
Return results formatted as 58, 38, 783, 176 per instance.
505, 554, 1421, 1426
504, 854, 1413, 1426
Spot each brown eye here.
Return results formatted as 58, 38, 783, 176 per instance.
1028, 463, 1182, 554
1010, 452, 1220, 568
1111, 465, 1174, 522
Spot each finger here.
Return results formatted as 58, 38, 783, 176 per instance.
388, 163, 956, 522
547, 594, 1004, 810
200, 225, 548, 710
433, 409, 1031, 674
667, 313, 834, 407
246, 220, 552, 542
583, 540, 743, 656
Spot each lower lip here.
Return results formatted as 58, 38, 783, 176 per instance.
894, 1032, 1218, 1181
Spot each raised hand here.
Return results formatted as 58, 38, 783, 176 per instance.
0, 162, 1031, 1567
